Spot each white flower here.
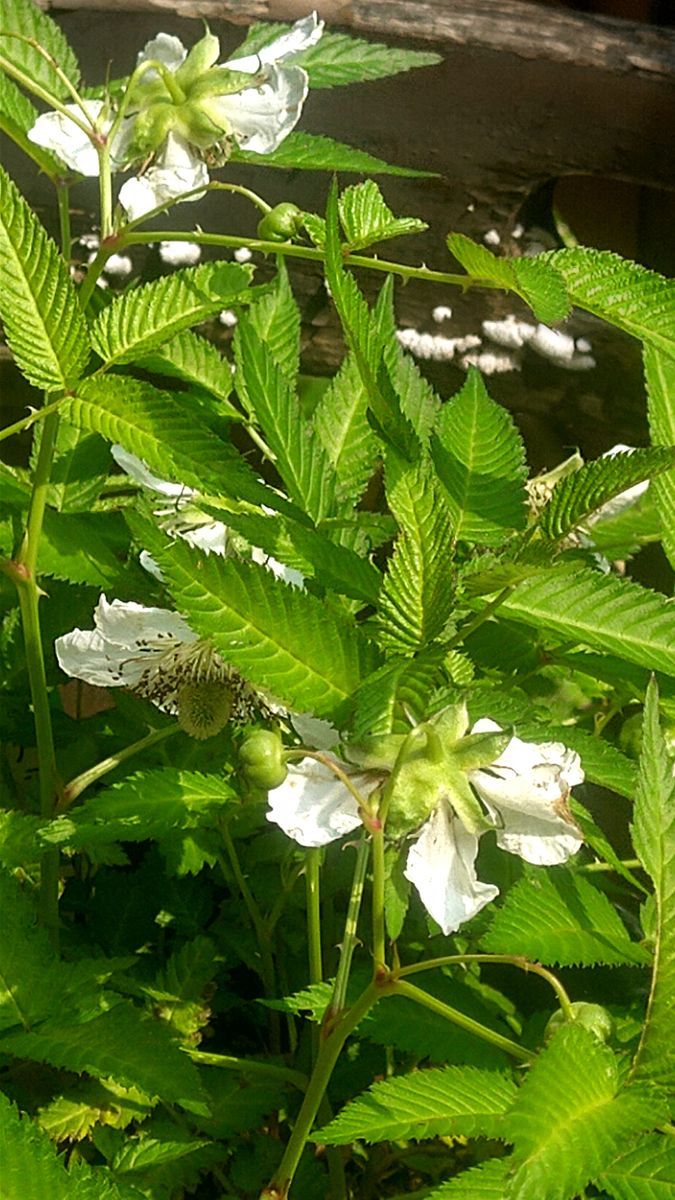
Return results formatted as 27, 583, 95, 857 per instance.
265, 718, 584, 934
27, 99, 130, 176
468, 719, 584, 866
118, 131, 210, 222
55, 595, 261, 737
118, 13, 323, 220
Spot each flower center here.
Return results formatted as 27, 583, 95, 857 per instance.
132, 637, 270, 732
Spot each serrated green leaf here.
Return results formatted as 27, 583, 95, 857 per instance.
338, 179, 427, 251
34, 421, 111, 513
38, 1080, 152, 1142
40, 770, 235, 852
91, 262, 251, 367
63, 375, 295, 517
448, 234, 570, 324
0, 870, 119, 1034
313, 352, 380, 506
644, 345, 675, 571
629, 680, 675, 1090
0, 1002, 208, 1114
501, 566, 675, 677
0, 1090, 134, 1200
325, 180, 419, 461
232, 22, 440, 88
425, 1157, 508, 1199
235, 320, 337, 522
38, 510, 144, 590
539, 446, 675, 542
0, 165, 90, 391
314, 1065, 517, 1144
0, 0, 80, 99
245, 258, 299, 386
137, 329, 240, 419
546, 247, 675, 358
430, 368, 527, 545
598, 1132, 675, 1200
504, 1026, 661, 1200
0, 67, 36, 130
112, 1136, 214, 1173
233, 131, 434, 176
376, 450, 456, 652
481, 868, 649, 967
350, 652, 448, 741
151, 535, 380, 722
0, 809, 43, 868
377, 274, 442, 443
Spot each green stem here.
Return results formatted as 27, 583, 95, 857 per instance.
185, 1048, 307, 1091
58, 723, 181, 811
392, 978, 534, 1062
371, 825, 386, 972
444, 586, 516, 651
305, 848, 323, 986
0, 49, 91, 128
13, 410, 62, 942
97, 142, 113, 240
260, 982, 381, 1200
396, 953, 574, 1021
218, 821, 280, 1052
327, 837, 370, 1024
579, 858, 641, 872
56, 183, 71, 257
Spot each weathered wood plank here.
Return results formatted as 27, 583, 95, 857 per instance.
39, 0, 675, 78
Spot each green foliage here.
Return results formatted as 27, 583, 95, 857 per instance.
447, 234, 570, 324
501, 566, 675, 676
337, 179, 427, 250
430, 369, 528, 545
0, 0, 80, 98
314, 1065, 517, 1144
0, 165, 90, 391
481, 868, 650, 967
538, 446, 675, 542
644, 345, 675, 571
503, 1026, 662, 1200
629, 680, 675, 1090
136, 329, 240, 418
598, 1133, 675, 1199
91, 263, 251, 367
0, 68, 36, 131
233, 22, 441, 88
233, 131, 434, 176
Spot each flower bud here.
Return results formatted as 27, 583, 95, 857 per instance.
239, 729, 288, 790
545, 1001, 615, 1044
257, 203, 304, 242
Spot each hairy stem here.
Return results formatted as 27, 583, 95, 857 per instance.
326, 837, 370, 1024
58, 723, 181, 811
393, 978, 535, 1062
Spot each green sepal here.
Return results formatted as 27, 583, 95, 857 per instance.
174, 30, 220, 89
428, 703, 470, 751
446, 727, 513, 772
346, 733, 407, 770
442, 769, 493, 838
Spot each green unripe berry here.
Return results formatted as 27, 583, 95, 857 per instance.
257, 203, 304, 242
239, 729, 287, 790
545, 1001, 615, 1044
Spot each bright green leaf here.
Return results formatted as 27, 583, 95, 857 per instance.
448, 234, 570, 324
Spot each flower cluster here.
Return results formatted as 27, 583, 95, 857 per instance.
267, 711, 584, 935
28, 13, 323, 221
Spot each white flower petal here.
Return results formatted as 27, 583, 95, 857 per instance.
266, 756, 365, 848
404, 805, 498, 935
227, 12, 324, 74
28, 101, 105, 176
179, 519, 229, 555
119, 132, 209, 221
55, 628, 129, 687
93, 594, 195, 652
469, 718, 584, 865
202, 62, 308, 154
111, 444, 194, 498
137, 32, 187, 74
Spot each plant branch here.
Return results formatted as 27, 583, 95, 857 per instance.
58, 723, 181, 811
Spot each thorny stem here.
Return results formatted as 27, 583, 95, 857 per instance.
58, 723, 181, 811
371, 824, 387, 973
122, 227, 493, 291
305, 848, 323, 988
0, 46, 91, 130
0, 397, 64, 446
